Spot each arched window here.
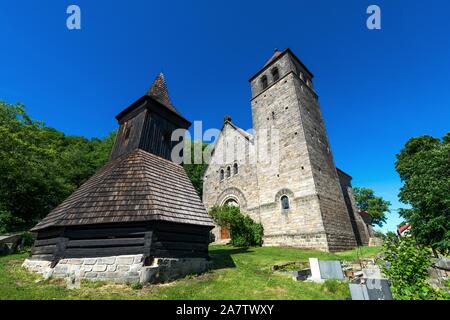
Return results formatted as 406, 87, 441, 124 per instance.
261, 75, 268, 89
224, 198, 239, 207
281, 195, 290, 210
220, 169, 224, 181
226, 166, 231, 178
299, 72, 304, 81
271, 67, 279, 81
233, 163, 238, 175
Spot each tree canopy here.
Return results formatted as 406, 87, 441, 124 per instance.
395, 133, 450, 255
0, 101, 115, 233
183, 140, 209, 198
353, 187, 390, 227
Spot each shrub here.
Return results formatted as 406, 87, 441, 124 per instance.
381, 236, 445, 300
209, 205, 263, 247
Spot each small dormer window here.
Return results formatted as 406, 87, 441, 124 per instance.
261, 76, 268, 89
226, 166, 231, 178
233, 163, 238, 175
271, 67, 279, 81
281, 195, 290, 210
220, 169, 224, 181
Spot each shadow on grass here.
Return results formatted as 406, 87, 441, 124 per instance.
209, 246, 253, 270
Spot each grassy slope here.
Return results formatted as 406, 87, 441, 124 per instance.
0, 245, 381, 300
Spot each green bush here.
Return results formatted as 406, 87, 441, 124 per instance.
209, 205, 263, 247
381, 236, 445, 300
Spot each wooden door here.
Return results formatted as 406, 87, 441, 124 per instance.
220, 226, 230, 239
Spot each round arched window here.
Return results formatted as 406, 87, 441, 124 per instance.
226, 166, 231, 178
220, 169, 224, 181
281, 195, 290, 210
224, 199, 239, 207
233, 163, 238, 175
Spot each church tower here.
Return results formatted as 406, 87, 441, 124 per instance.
110, 73, 190, 162
249, 49, 357, 251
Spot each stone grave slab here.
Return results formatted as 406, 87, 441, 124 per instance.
308, 258, 344, 282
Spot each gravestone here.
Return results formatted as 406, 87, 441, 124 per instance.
349, 279, 393, 300
309, 258, 344, 282
0, 234, 22, 255
292, 268, 311, 281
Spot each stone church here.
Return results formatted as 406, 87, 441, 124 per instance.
203, 48, 370, 251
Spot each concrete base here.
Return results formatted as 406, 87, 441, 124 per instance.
22, 255, 210, 284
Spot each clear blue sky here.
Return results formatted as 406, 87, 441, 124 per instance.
1, 0, 449, 232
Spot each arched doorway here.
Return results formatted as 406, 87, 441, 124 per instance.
220, 198, 239, 240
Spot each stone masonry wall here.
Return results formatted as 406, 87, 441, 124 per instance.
23, 255, 210, 284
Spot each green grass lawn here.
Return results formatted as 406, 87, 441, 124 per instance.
0, 245, 381, 300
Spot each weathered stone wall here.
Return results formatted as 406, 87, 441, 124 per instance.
337, 171, 370, 246
203, 123, 260, 241
22, 255, 210, 284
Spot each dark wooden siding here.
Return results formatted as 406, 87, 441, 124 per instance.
139, 112, 180, 162
110, 109, 147, 161
29, 227, 64, 261
63, 225, 151, 258
30, 222, 210, 261
150, 222, 210, 258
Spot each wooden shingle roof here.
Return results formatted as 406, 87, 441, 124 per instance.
146, 72, 181, 116
31, 149, 214, 231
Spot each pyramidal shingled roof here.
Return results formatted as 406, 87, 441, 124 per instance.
32, 149, 214, 231
146, 72, 180, 115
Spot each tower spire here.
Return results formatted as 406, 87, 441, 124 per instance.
146, 72, 178, 114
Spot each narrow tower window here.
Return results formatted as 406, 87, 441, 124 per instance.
281, 195, 290, 210
226, 166, 231, 178
124, 125, 132, 141
271, 67, 279, 81
233, 163, 238, 175
261, 75, 268, 89
220, 169, 224, 181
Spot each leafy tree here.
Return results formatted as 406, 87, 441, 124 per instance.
386, 231, 398, 239
0, 101, 115, 232
183, 140, 209, 198
353, 187, 391, 227
209, 205, 263, 247
381, 236, 446, 300
395, 133, 450, 255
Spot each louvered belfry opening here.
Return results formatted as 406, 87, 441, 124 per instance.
27, 73, 214, 278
